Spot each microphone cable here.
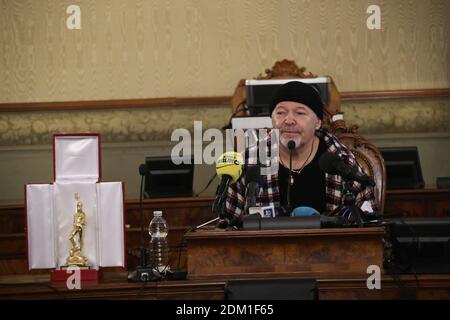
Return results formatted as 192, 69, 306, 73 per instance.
384, 218, 418, 299
138, 164, 148, 269
222, 99, 247, 130
194, 172, 217, 197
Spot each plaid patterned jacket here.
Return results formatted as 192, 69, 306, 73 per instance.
223, 128, 377, 219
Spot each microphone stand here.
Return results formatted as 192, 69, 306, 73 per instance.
211, 176, 233, 229
192, 217, 220, 231
286, 142, 295, 215
128, 164, 160, 282
212, 176, 229, 217
343, 179, 365, 227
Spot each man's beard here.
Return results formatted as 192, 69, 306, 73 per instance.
280, 135, 302, 149
279, 127, 302, 149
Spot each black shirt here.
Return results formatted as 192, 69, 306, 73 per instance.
278, 138, 327, 214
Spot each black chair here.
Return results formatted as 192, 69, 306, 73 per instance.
225, 278, 317, 300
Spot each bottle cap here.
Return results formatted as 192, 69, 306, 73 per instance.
153, 210, 162, 217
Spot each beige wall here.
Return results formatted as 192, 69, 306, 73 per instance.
1, 0, 449, 103
1, 0, 449, 204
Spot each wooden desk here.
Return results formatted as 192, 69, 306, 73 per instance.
1, 189, 449, 276
185, 227, 384, 280
385, 188, 450, 217
0, 197, 215, 275
1, 273, 450, 300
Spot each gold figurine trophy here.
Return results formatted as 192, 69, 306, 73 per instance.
65, 193, 89, 267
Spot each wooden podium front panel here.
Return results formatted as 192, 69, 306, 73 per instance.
185, 227, 384, 280
385, 188, 450, 217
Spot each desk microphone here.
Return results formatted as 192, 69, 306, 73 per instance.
291, 206, 320, 216
319, 152, 375, 187
244, 165, 261, 214
286, 140, 296, 215
212, 152, 243, 225
291, 206, 347, 228
128, 164, 160, 282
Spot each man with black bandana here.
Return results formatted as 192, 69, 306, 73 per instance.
224, 81, 377, 220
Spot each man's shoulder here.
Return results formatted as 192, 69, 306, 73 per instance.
319, 129, 343, 151
319, 128, 357, 164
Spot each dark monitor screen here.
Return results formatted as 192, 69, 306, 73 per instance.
245, 78, 329, 116
386, 218, 450, 274
379, 147, 424, 190
144, 156, 194, 198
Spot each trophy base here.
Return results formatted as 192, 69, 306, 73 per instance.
60, 264, 90, 270
65, 255, 89, 267
51, 266, 99, 286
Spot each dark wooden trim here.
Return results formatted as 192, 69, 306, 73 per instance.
386, 188, 450, 196
127, 196, 214, 207
1, 274, 450, 299
342, 88, 450, 101
0, 97, 231, 112
186, 227, 384, 240
1, 89, 449, 112
1, 197, 215, 208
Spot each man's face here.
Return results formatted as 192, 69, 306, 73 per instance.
272, 101, 321, 149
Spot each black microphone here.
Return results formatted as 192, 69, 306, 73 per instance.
242, 215, 321, 230
139, 163, 148, 176
287, 140, 296, 150
285, 140, 296, 215
138, 164, 148, 266
244, 165, 261, 214
291, 206, 347, 228
319, 152, 375, 187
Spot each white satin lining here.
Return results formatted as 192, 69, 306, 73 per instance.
97, 182, 125, 267
26, 182, 125, 270
55, 136, 99, 181
26, 184, 56, 269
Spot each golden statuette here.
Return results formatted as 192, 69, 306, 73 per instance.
65, 193, 88, 267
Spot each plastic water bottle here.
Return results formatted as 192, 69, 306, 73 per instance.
148, 210, 170, 274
